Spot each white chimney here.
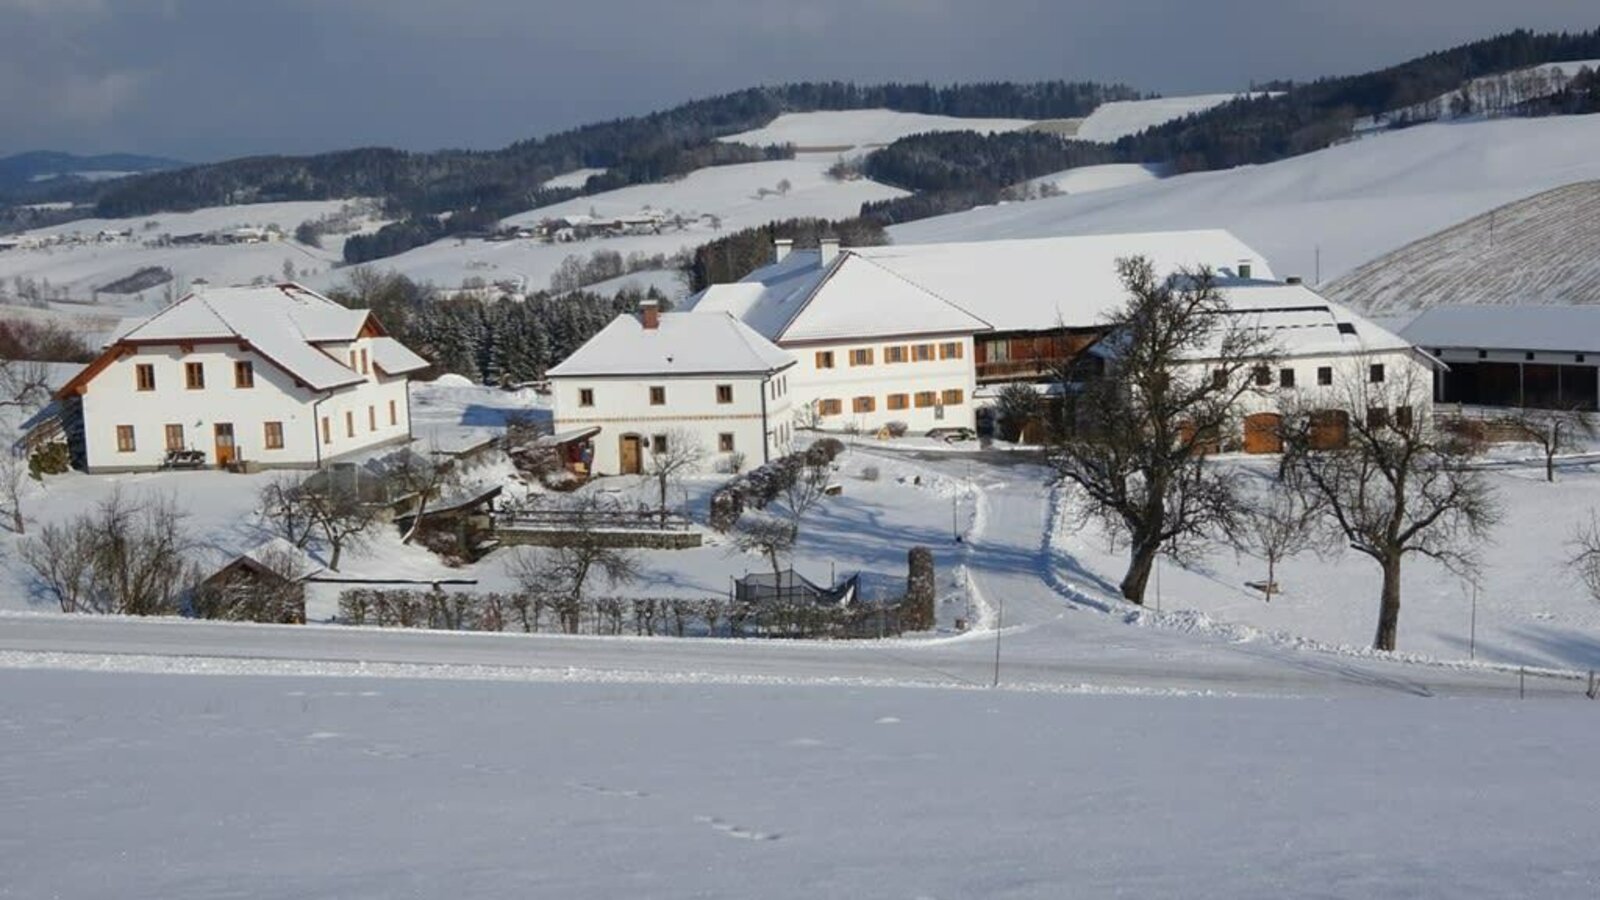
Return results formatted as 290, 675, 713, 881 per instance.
819, 237, 840, 266
639, 297, 660, 330
772, 237, 793, 264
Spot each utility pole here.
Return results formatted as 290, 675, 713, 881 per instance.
992, 591, 1004, 689
1469, 581, 1478, 660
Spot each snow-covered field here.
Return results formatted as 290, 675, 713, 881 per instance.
0, 200, 381, 314
719, 109, 1034, 150
1022, 162, 1166, 196
1, 668, 1593, 899
893, 114, 1600, 285
341, 155, 903, 294
1069, 93, 1244, 142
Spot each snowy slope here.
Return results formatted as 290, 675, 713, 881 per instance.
1022, 162, 1165, 196
719, 109, 1033, 150
1069, 93, 1244, 142
541, 167, 607, 190
892, 114, 1600, 285
0, 200, 381, 313
344, 155, 903, 294
1321, 180, 1600, 316
4, 668, 1593, 900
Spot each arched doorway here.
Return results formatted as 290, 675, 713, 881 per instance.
618, 434, 643, 475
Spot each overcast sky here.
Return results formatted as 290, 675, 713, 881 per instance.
2, 0, 1595, 161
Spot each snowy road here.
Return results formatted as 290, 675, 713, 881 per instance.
0, 453, 1585, 699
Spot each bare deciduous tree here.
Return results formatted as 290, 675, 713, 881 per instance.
1050, 256, 1274, 604
0, 446, 28, 534
21, 488, 197, 615
734, 512, 798, 585
510, 496, 640, 633
1232, 473, 1324, 601
260, 474, 378, 571
645, 428, 705, 524
1497, 405, 1596, 483
1282, 365, 1499, 651
1566, 510, 1600, 605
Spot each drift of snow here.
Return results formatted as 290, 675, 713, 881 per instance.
892, 114, 1600, 285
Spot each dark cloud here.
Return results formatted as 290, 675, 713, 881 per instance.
1, 0, 1594, 160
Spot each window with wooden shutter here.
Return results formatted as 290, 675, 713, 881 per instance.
853, 396, 876, 413
941, 389, 964, 406
135, 364, 155, 391
185, 362, 205, 390
264, 421, 284, 449
234, 360, 254, 388
116, 425, 136, 453
886, 394, 909, 411
164, 424, 184, 451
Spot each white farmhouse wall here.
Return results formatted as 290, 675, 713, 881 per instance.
551, 371, 794, 476
79, 337, 411, 472
786, 335, 977, 433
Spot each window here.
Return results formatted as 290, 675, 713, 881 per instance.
815, 351, 835, 369
368, 405, 376, 431
164, 424, 184, 452
321, 417, 331, 444
349, 350, 358, 369
912, 343, 935, 362
1211, 369, 1227, 389
853, 396, 876, 413
914, 391, 937, 408
652, 434, 667, 454
579, 388, 595, 407
849, 348, 874, 367
1317, 366, 1333, 386
887, 393, 909, 411
1252, 366, 1271, 387
1279, 368, 1296, 389
345, 410, 355, 438
1525, 351, 1536, 362
185, 362, 205, 390
942, 389, 965, 406
1367, 407, 1390, 429
649, 386, 666, 406
264, 421, 284, 450
116, 425, 135, 453
388, 400, 398, 426
234, 360, 254, 388
884, 346, 908, 364
135, 364, 155, 391
716, 384, 734, 404
818, 399, 842, 417
360, 348, 369, 374
1477, 350, 1488, 360
1369, 363, 1386, 384
939, 341, 964, 360
1578, 355, 1587, 363
1395, 406, 1415, 430
718, 433, 735, 453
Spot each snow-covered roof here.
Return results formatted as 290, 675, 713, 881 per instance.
546, 310, 795, 378
370, 336, 430, 376
688, 230, 1277, 342
1401, 305, 1600, 355
74, 282, 402, 393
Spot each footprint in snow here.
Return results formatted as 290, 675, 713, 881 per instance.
693, 815, 780, 842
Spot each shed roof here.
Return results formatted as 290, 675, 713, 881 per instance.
1401, 305, 1600, 355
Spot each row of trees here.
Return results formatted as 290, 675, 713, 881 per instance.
684, 217, 887, 292
326, 269, 664, 385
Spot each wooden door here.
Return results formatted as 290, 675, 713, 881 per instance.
214, 423, 236, 467
1243, 413, 1283, 454
619, 434, 641, 475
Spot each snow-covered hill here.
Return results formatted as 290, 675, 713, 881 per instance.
0, 200, 383, 315
347, 155, 904, 297
1021, 163, 1166, 197
892, 114, 1600, 285
719, 109, 1034, 151
1067, 94, 1244, 142
1321, 180, 1600, 317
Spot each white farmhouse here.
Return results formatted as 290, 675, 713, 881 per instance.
690, 238, 988, 433
547, 299, 797, 476
57, 282, 430, 473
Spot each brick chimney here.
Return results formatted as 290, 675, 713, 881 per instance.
640, 297, 660, 330
819, 237, 840, 266
773, 237, 793, 264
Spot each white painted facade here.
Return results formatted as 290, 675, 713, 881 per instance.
787, 334, 978, 433
61, 284, 428, 473
551, 371, 795, 476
